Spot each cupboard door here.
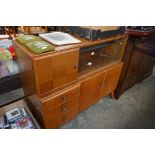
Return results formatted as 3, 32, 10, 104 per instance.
101, 63, 123, 97
125, 50, 143, 80
122, 50, 144, 88
34, 48, 79, 94
138, 54, 155, 82
79, 72, 105, 112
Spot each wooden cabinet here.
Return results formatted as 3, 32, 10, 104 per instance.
15, 34, 127, 128
115, 36, 155, 98
27, 63, 123, 128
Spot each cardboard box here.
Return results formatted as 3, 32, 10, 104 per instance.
0, 99, 40, 129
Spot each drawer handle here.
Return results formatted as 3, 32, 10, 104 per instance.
62, 107, 67, 112
62, 96, 69, 102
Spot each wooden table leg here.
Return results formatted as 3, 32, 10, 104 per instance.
111, 91, 116, 100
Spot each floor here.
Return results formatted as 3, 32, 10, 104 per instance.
62, 74, 155, 129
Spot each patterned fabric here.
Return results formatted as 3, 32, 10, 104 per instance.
16, 35, 42, 45
25, 40, 55, 54
16, 35, 55, 54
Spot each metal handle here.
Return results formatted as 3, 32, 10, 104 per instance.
62, 95, 69, 102
62, 107, 67, 112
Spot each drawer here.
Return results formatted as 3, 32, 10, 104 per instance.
45, 107, 78, 129
43, 84, 80, 112
44, 97, 79, 123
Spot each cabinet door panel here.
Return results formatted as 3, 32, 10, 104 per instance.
79, 73, 105, 112
101, 63, 123, 97
138, 54, 155, 82
125, 50, 143, 79
34, 49, 79, 94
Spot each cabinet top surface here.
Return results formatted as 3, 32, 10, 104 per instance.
14, 34, 128, 59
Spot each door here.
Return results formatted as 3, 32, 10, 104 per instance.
138, 54, 155, 82
100, 63, 123, 97
34, 48, 79, 94
79, 72, 105, 112
125, 50, 143, 88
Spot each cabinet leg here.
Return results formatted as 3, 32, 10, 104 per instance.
111, 91, 116, 100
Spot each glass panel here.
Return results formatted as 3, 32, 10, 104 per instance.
79, 39, 124, 75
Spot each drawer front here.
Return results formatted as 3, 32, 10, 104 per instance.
44, 98, 79, 123
45, 107, 78, 129
43, 85, 80, 112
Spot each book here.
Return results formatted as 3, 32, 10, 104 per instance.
39, 32, 81, 45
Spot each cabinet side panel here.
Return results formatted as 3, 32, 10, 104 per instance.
14, 41, 36, 96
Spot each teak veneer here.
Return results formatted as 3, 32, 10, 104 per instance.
14, 34, 128, 128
